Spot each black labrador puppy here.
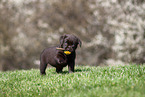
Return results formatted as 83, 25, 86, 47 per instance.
40, 34, 82, 75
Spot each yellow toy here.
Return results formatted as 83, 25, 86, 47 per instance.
64, 51, 71, 55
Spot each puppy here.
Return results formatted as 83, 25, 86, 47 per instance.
40, 34, 82, 75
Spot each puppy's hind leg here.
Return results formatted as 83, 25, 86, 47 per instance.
40, 60, 47, 75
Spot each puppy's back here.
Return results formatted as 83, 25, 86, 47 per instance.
40, 46, 57, 65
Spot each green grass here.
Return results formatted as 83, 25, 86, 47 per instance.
0, 65, 145, 97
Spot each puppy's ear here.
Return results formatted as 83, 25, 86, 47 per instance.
60, 35, 67, 47
77, 38, 82, 47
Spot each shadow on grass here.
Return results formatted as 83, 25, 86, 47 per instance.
75, 68, 91, 72
54, 68, 91, 74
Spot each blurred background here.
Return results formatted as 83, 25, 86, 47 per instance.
0, 0, 145, 71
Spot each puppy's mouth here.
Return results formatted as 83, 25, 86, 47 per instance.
56, 48, 72, 55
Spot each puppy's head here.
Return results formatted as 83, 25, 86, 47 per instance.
60, 34, 82, 53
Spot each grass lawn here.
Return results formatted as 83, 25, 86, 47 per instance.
0, 65, 145, 97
